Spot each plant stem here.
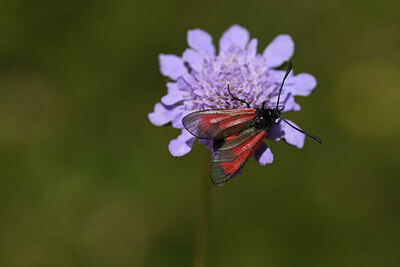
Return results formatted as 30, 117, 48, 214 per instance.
193, 155, 211, 267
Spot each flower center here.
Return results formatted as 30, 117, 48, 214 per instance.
183, 47, 278, 111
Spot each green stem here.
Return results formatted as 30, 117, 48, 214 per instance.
193, 155, 211, 267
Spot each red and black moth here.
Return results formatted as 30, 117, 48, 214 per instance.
183, 62, 321, 186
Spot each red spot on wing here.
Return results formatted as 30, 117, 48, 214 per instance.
219, 130, 267, 175
220, 150, 252, 174
198, 110, 256, 134
232, 131, 266, 155
218, 113, 256, 130
226, 134, 237, 143
209, 115, 231, 123
200, 114, 231, 132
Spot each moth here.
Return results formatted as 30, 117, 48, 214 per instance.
183, 62, 321, 186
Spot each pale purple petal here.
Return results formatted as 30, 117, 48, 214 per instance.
254, 143, 274, 166
172, 109, 191, 129
187, 29, 215, 55
176, 76, 191, 91
161, 82, 186, 105
290, 73, 317, 96
182, 49, 203, 71
270, 69, 295, 84
181, 73, 197, 86
282, 120, 305, 148
281, 93, 300, 112
246, 38, 258, 60
263, 34, 294, 68
168, 129, 196, 157
159, 54, 187, 80
267, 122, 285, 141
219, 25, 250, 52
148, 103, 181, 126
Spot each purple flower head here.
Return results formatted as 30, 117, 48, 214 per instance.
149, 25, 317, 166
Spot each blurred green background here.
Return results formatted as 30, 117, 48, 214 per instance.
1, 0, 399, 266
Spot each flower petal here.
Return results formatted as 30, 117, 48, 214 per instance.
176, 76, 191, 91
172, 109, 191, 129
290, 73, 317, 96
267, 122, 285, 141
168, 129, 196, 157
281, 93, 300, 112
219, 25, 250, 53
263, 34, 294, 68
246, 38, 258, 60
159, 54, 187, 80
187, 29, 215, 55
148, 103, 181, 126
182, 49, 203, 72
161, 82, 186, 105
282, 120, 305, 148
270, 69, 295, 84
182, 73, 197, 86
254, 143, 274, 166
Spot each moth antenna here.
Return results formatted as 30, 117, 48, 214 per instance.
227, 84, 251, 108
283, 119, 322, 144
276, 62, 292, 109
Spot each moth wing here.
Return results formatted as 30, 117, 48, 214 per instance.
210, 127, 267, 186
182, 108, 257, 140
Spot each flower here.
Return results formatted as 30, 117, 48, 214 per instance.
149, 25, 317, 166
